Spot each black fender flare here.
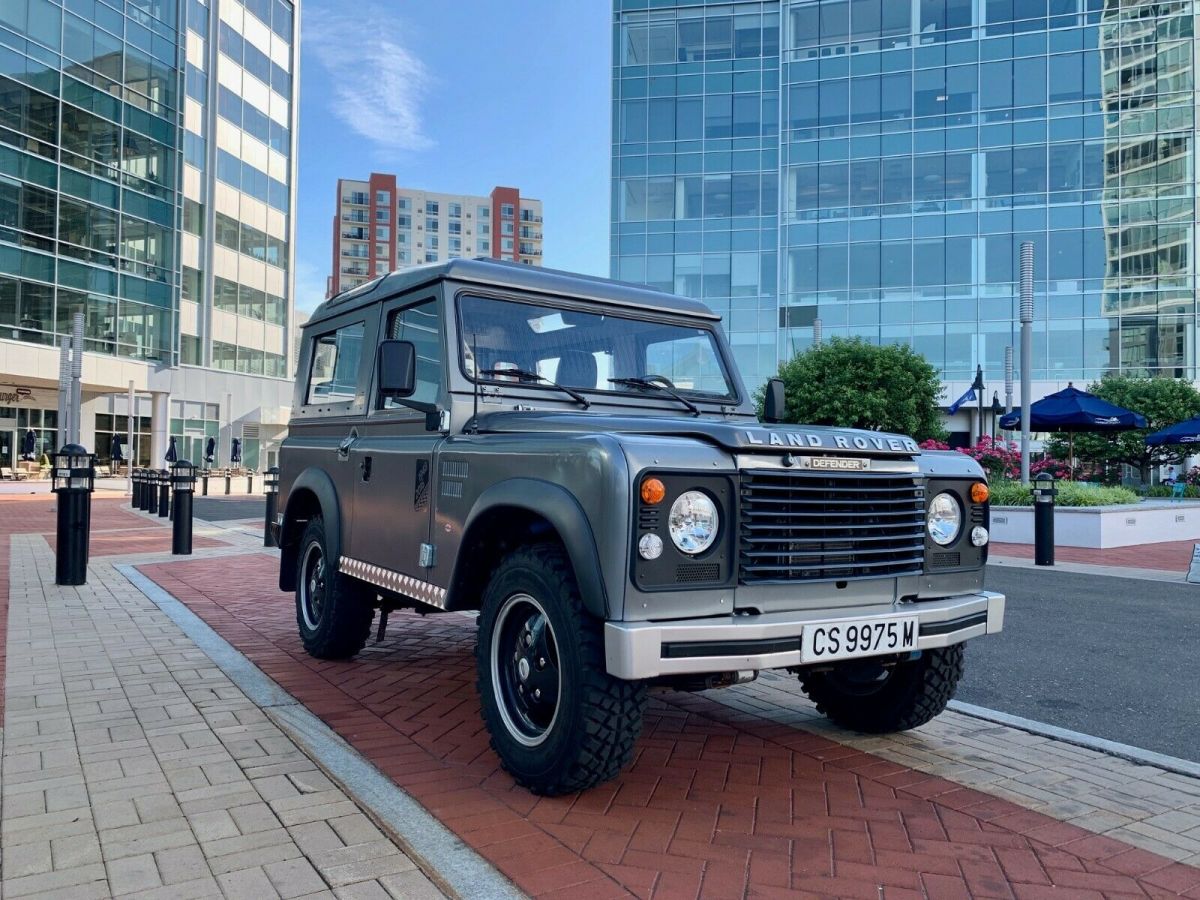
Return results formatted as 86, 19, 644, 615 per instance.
451, 479, 609, 619
278, 468, 343, 592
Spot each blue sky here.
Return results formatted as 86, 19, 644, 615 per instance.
293, 1, 613, 312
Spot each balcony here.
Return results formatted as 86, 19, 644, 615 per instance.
520, 212, 543, 223
342, 193, 370, 206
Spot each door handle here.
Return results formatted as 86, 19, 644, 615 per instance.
361, 455, 372, 482
337, 434, 356, 458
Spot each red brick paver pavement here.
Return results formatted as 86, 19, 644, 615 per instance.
140, 552, 1200, 899
991, 540, 1195, 572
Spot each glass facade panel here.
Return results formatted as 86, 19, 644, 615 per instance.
612, 0, 1200, 388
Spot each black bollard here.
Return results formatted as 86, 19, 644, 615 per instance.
1033, 472, 1056, 566
53, 445, 95, 586
225, 469, 231, 495
140, 468, 154, 512
247, 471, 254, 494
201, 470, 209, 496
132, 468, 140, 508
264, 467, 280, 548
171, 460, 196, 555
158, 469, 170, 518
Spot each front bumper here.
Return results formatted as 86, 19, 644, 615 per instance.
604, 591, 1005, 680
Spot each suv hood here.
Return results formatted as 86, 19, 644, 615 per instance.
471, 411, 921, 456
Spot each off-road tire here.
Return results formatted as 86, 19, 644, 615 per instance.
295, 516, 373, 659
797, 645, 964, 733
476, 543, 647, 795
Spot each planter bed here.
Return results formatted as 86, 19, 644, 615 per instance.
989, 501, 1200, 549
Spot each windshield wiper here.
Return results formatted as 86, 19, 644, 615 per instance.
479, 368, 591, 409
608, 375, 701, 416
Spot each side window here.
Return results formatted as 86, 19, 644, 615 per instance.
306, 322, 365, 404
385, 300, 441, 408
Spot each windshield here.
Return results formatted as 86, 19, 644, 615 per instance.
458, 294, 736, 401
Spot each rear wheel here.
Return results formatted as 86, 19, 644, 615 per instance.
295, 516, 373, 659
476, 543, 646, 795
797, 645, 964, 733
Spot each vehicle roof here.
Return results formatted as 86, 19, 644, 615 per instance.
305, 258, 720, 326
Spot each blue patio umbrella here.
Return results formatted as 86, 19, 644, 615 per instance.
230, 438, 242, 464
165, 435, 178, 463
204, 436, 215, 465
1145, 417, 1200, 447
110, 434, 124, 462
998, 384, 1146, 476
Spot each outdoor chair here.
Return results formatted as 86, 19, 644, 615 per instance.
1171, 482, 1187, 500
1, 467, 28, 481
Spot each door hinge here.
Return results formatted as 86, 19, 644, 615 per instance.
419, 543, 436, 568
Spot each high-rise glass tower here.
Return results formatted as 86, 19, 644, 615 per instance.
0, 0, 297, 470
611, 0, 1197, 406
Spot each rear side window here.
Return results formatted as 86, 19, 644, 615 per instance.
306, 322, 365, 404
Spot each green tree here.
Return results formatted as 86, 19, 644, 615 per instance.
1044, 376, 1200, 483
760, 338, 947, 442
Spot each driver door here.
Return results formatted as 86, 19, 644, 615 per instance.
348, 296, 446, 587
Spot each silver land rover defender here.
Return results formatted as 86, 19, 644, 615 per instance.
276, 259, 1004, 795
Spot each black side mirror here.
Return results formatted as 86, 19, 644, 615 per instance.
378, 340, 416, 400
763, 378, 786, 423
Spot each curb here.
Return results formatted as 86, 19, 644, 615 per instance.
115, 563, 525, 900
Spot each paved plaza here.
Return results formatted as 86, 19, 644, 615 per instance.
2, 494, 1200, 898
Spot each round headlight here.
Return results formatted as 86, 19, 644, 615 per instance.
927, 492, 962, 546
668, 491, 719, 555
970, 526, 989, 547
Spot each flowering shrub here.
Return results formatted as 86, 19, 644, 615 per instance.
1185, 466, 1200, 487
1031, 457, 1073, 480
957, 435, 1020, 480
919, 438, 951, 451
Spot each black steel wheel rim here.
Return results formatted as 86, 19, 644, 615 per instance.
491, 593, 561, 747
300, 542, 326, 631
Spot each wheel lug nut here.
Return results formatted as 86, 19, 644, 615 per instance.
533, 688, 541, 699
538, 657, 545, 668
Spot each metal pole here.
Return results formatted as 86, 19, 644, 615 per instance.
58, 338, 71, 453
126, 380, 135, 493
1019, 242, 1034, 485
1004, 346, 1014, 415
70, 312, 84, 446
813, 317, 822, 348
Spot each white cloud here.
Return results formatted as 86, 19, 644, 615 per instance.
305, 5, 433, 153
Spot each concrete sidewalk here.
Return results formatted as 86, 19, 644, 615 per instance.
1, 499, 448, 899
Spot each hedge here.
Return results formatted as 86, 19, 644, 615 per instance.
988, 480, 1140, 507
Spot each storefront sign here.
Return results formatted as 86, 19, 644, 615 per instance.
0, 386, 34, 404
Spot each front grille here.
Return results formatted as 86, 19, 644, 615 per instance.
739, 470, 926, 583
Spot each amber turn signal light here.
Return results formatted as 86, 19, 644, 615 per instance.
970, 482, 990, 504
640, 477, 666, 505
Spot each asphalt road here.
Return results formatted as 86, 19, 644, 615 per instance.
959, 565, 1200, 763
193, 496, 265, 522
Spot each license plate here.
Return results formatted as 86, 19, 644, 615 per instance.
800, 615, 918, 664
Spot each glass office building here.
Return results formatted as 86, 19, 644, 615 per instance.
0, 0, 297, 469
611, 0, 1198, 395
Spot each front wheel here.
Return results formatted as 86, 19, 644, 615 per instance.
476, 544, 646, 795
797, 645, 964, 733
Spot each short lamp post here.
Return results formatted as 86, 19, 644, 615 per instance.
990, 392, 1003, 440
171, 460, 196, 555
264, 467, 280, 548
53, 444, 95, 586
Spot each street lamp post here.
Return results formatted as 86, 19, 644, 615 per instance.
972, 365, 985, 446
991, 392, 1003, 440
